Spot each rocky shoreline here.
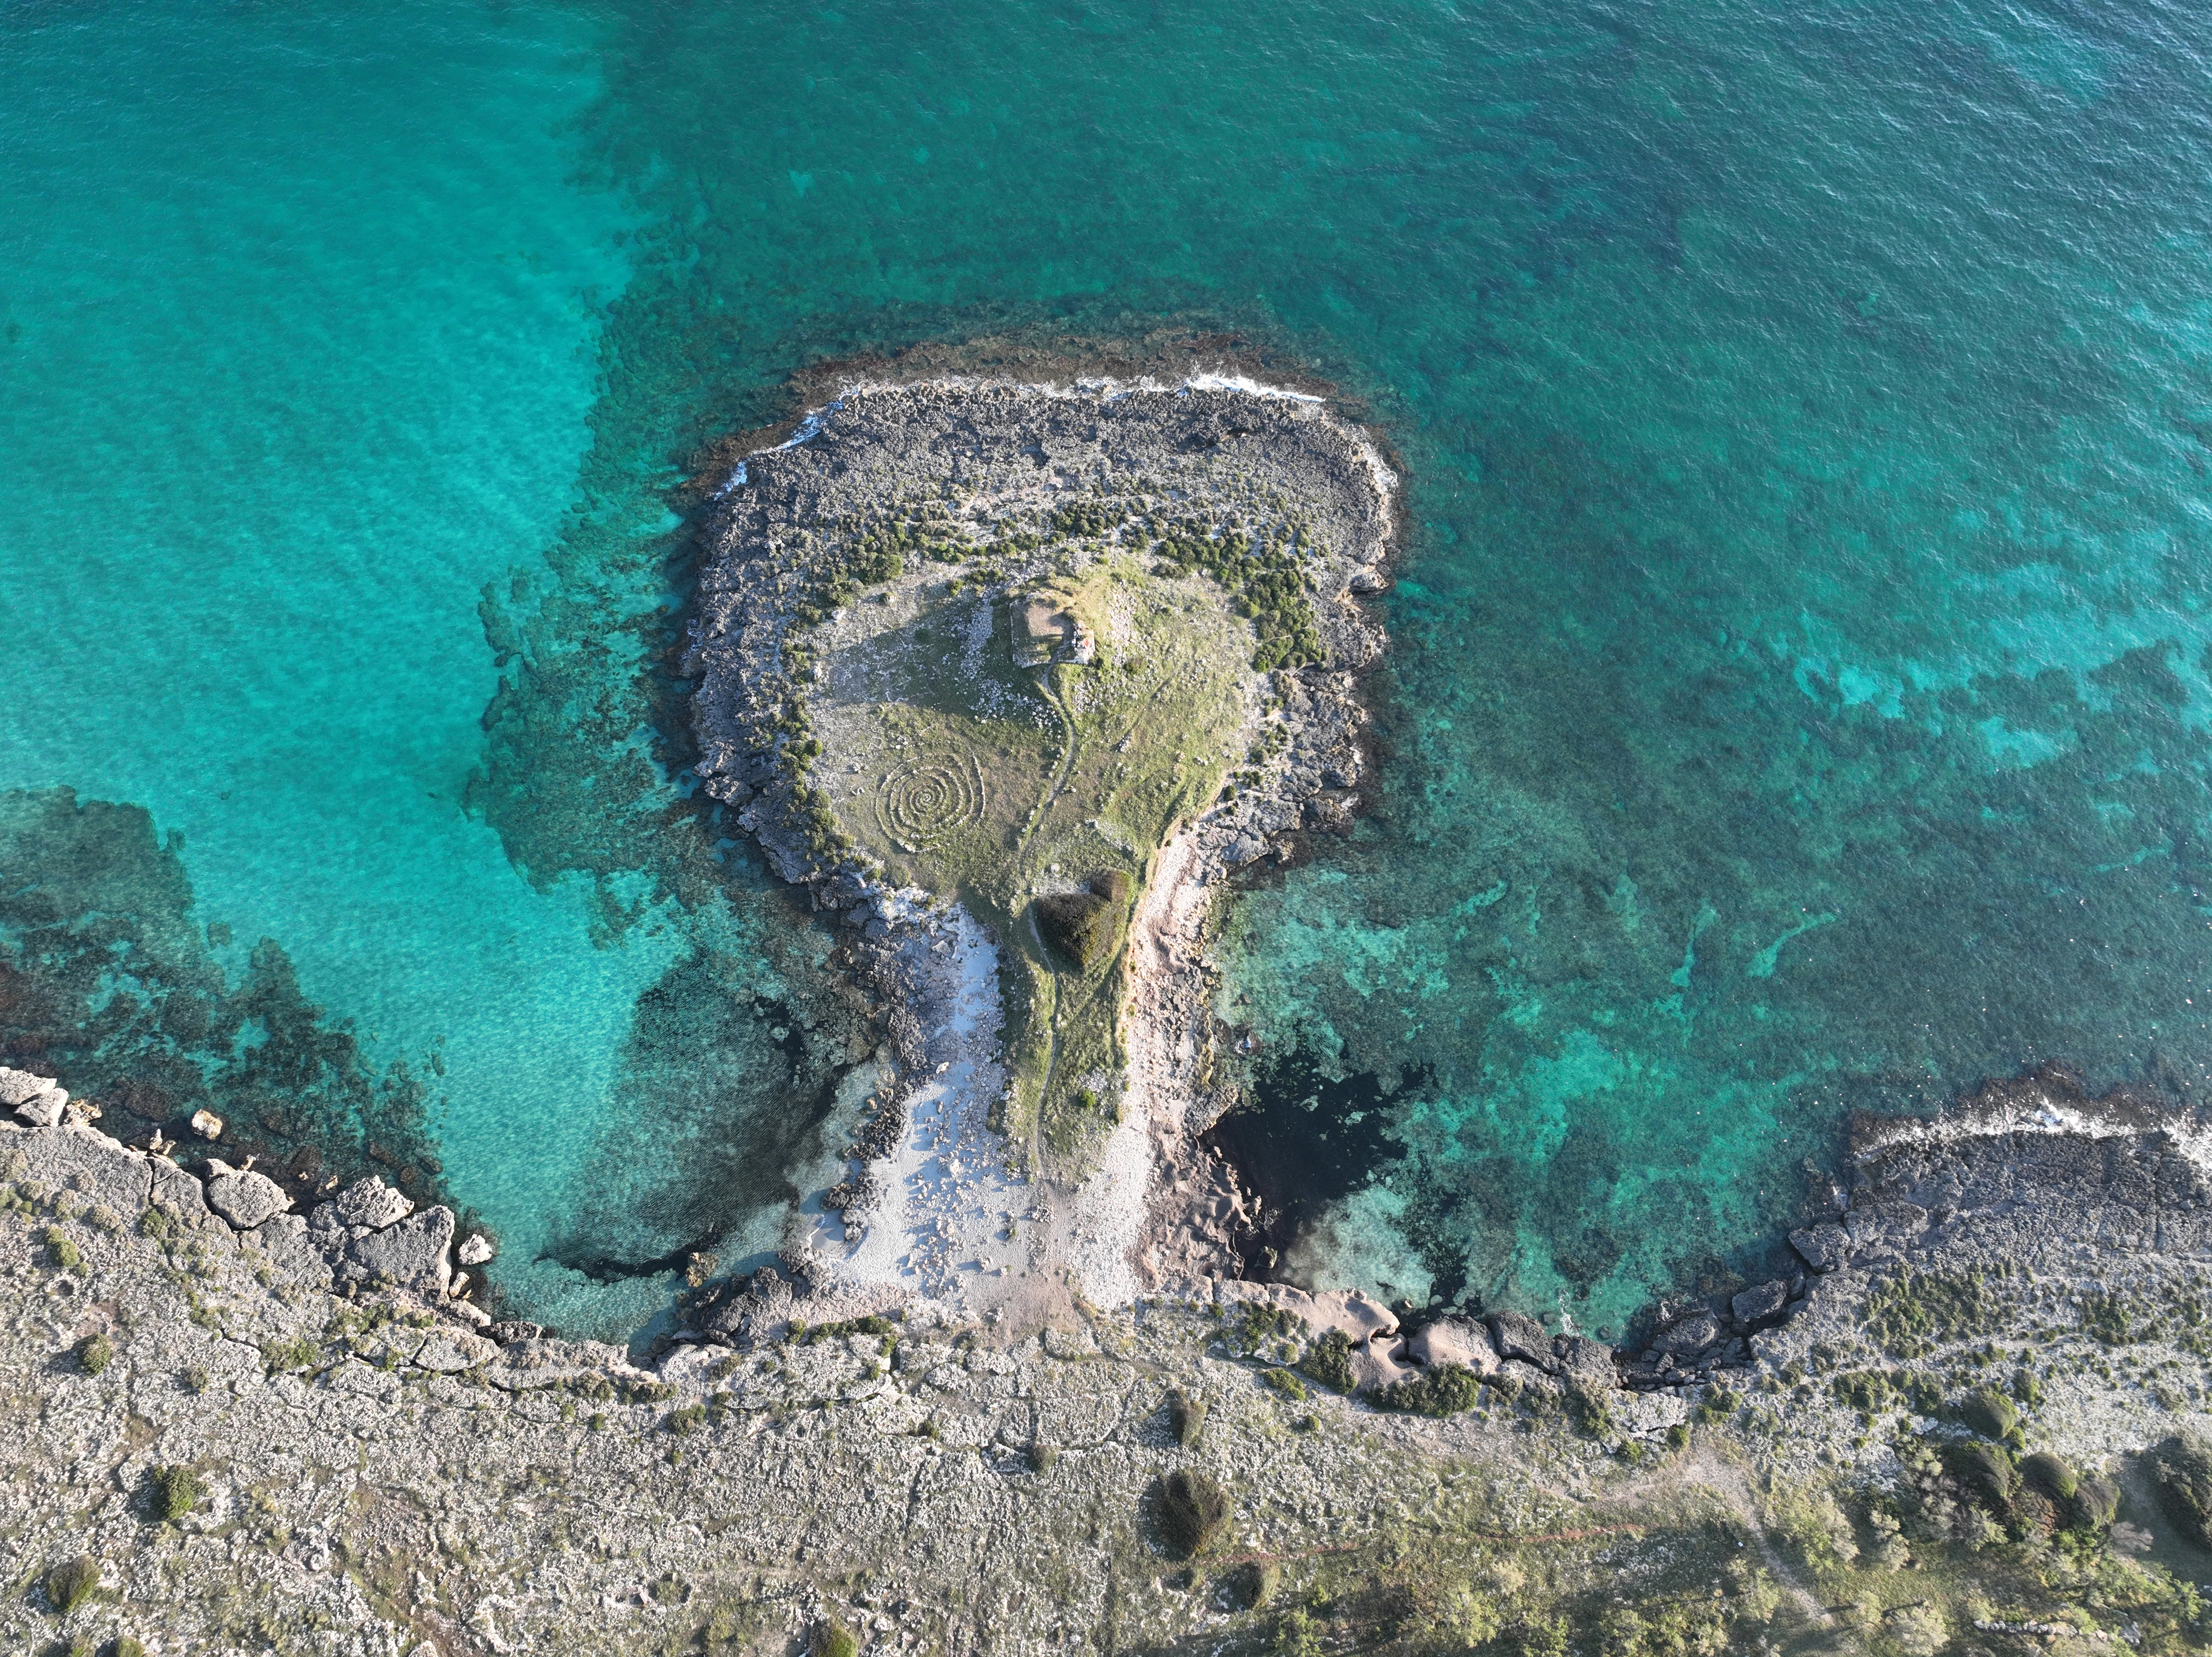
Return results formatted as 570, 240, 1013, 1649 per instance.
680, 377, 1394, 1320
13, 1066, 2212, 1652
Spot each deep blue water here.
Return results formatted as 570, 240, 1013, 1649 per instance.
8, 0, 2212, 1335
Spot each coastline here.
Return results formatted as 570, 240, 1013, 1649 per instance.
13, 1077, 2212, 1652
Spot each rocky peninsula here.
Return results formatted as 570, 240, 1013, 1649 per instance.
682, 377, 1392, 1316
13, 1065, 2212, 1654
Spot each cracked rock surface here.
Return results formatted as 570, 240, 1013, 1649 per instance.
12, 1091, 2212, 1656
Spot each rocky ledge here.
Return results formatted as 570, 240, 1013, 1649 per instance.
15, 1067, 2212, 1655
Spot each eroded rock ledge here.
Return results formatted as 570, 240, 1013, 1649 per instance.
14, 1072, 2212, 1655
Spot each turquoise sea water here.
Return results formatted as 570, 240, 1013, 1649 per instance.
8, 0, 2212, 1336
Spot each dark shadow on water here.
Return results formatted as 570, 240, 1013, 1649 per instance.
1200, 1042, 1437, 1293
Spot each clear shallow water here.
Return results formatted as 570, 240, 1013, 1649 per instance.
8, 0, 2212, 1337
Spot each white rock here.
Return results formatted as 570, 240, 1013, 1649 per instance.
13, 1095, 65, 1129
457, 1233, 495, 1266
0, 1068, 62, 1108
190, 1108, 224, 1140
333, 1177, 412, 1230
204, 1161, 292, 1229
1406, 1314, 1499, 1375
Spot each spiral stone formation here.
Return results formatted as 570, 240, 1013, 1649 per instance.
877, 756, 986, 851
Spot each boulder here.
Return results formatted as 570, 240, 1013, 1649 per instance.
697, 1265, 795, 1347
344, 1206, 454, 1296
1790, 1221, 1850, 1273
1553, 1334, 1620, 1388
13, 1095, 64, 1128
189, 1108, 224, 1140
1486, 1310, 1557, 1372
1648, 1308, 1723, 1357
1731, 1280, 1790, 1324
204, 1161, 291, 1229
247, 1213, 331, 1286
1349, 1334, 1418, 1394
488, 1321, 544, 1345
333, 1177, 413, 1230
1405, 1315, 1497, 1375
456, 1233, 496, 1266
148, 1158, 210, 1221
412, 1329, 499, 1374
0, 1068, 64, 1109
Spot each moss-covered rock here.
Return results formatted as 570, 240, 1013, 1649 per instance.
1959, 1385, 2020, 1442
2155, 1434, 2212, 1549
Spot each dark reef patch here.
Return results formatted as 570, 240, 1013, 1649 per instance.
0, 787, 447, 1219
1201, 1042, 1425, 1287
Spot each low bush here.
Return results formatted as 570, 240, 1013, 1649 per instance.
47, 1554, 99, 1612
1959, 1385, 2021, 1443
1155, 1469, 1230, 1557
78, 1333, 115, 1375
1373, 1363, 1483, 1419
2155, 1433, 2212, 1548
1297, 1329, 1356, 1394
1166, 1387, 1207, 1448
43, 1226, 83, 1272
147, 1463, 204, 1523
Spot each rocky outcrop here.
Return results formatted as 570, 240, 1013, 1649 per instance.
1, 1064, 68, 1128
203, 1160, 291, 1229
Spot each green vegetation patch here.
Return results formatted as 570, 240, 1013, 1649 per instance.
1372, 1362, 1484, 1419
806, 551, 1257, 1159
147, 1463, 204, 1523
1153, 1468, 1231, 1557
1865, 1266, 2014, 1357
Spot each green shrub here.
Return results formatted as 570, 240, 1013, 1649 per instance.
1271, 1609, 1322, 1657
1261, 1367, 1307, 1402
78, 1333, 115, 1375
47, 1554, 99, 1612
1219, 1559, 1280, 1611
1373, 1363, 1483, 1419
1155, 1468, 1230, 1557
2072, 1472, 2121, 1530
1297, 1328, 1356, 1393
664, 1403, 707, 1436
261, 1335, 318, 1374
2020, 1450, 2078, 1501
1166, 1387, 1207, 1447
1945, 1440, 2018, 1507
1693, 1385, 1742, 1425
114, 1639, 148, 1657
1959, 1385, 2021, 1442
147, 1463, 204, 1523
43, 1226, 83, 1272
810, 1618, 859, 1657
